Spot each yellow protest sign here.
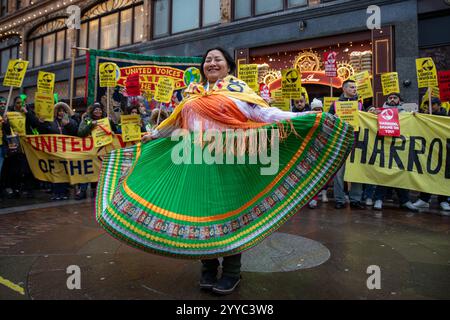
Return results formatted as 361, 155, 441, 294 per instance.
345, 112, 450, 196
442, 102, 450, 114
92, 118, 113, 147
381, 72, 400, 96
7, 111, 26, 136
121, 115, 141, 142
37, 71, 55, 94
416, 57, 438, 88
420, 87, 440, 111
99, 62, 119, 87
34, 92, 55, 122
3, 59, 29, 87
282, 68, 302, 99
352, 71, 373, 99
270, 89, 290, 111
238, 64, 259, 92
335, 101, 360, 131
324, 97, 339, 110
154, 77, 175, 103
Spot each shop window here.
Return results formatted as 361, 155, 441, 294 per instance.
152, 0, 220, 38
0, 36, 20, 74
172, 0, 200, 33
27, 18, 68, 67
0, 0, 8, 17
234, 0, 310, 20
120, 8, 133, 46
79, 0, 144, 51
288, 0, 308, 7
100, 12, 119, 49
234, 0, 251, 20
255, 0, 283, 15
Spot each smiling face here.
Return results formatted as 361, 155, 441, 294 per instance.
57, 108, 65, 120
92, 107, 103, 119
203, 50, 230, 84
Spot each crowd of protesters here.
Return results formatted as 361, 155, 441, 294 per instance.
0, 95, 169, 202
289, 79, 450, 212
0, 79, 449, 213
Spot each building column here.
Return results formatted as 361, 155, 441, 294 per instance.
221, 0, 231, 24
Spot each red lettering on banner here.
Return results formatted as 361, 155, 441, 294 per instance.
82, 137, 94, 151
71, 138, 81, 152
53, 136, 57, 152
41, 136, 52, 153
60, 136, 68, 152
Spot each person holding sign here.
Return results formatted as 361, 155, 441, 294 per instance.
328, 79, 365, 210
2, 95, 40, 198
413, 97, 450, 212
367, 94, 419, 212
43, 102, 78, 136
97, 47, 353, 296
76, 103, 117, 200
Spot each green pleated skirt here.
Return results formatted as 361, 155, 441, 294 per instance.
96, 113, 354, 259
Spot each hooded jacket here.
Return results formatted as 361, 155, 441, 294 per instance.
78, 104, 118, 137
43, 102, 78, 136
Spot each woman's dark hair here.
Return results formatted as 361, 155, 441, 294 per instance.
200, 47, 236, 82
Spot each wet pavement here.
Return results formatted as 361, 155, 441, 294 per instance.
0, 195, 449, 300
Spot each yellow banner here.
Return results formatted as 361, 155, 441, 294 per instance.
381, 72, 400, 96
3, 59, 29, 87
155, 77, 175, 103
37, 71, 55, 94
34, 92, 54, 122
20, 135, 138, 184
345, 112, 450, 196
238, 64, 259, 92
99, 62, 119, 87
352, 71, 373, 99
92, 118, 113, 147
416, 57, 438, 88
7, 112, 26, 136
282, 68, 302, 99
335, 101, 359, 131
121, 115, 141, 142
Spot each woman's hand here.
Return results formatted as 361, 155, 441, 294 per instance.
141, 133, 155, 143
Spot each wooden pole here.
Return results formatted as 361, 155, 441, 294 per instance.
69, 46, 90, 111
330, 77, 333, 97
428, 87, 432, 114
3, 86, 13, 117
107, 87, 110, 119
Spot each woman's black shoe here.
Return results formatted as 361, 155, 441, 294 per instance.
212, 275, 241, 295
75, 191, 87, 200
199, 272, 217, 290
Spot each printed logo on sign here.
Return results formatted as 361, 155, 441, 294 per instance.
381, 109, 394, 121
